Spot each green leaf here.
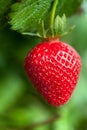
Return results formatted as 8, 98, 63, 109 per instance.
9, 0, 52, 32
9, 0, 83, 34
57, 0, 83, 17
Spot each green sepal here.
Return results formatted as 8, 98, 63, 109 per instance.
54, 14, 66, 36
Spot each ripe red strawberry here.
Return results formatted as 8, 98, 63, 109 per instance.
24, 39, 81, 107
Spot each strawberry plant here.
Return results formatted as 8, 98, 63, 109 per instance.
0, 0, 84, 130
21, 0, 82, 107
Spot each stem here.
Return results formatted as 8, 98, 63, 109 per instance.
24, 114, 59, 129
50, 0, 58, 37
41, 20, 46, 38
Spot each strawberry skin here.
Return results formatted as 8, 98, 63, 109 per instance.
24, 39, 81, 107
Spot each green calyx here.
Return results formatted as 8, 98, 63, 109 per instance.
22, 0, 67, 39
54, 14, 66, 36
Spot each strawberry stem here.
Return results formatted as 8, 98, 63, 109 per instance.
50, 0, 58, 37
41, 20, 46, 38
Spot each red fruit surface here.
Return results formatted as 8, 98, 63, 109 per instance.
24, 39, 81, 107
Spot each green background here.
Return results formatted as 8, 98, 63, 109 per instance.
0, 0, 87, 130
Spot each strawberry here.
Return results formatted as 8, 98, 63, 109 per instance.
24, 39, 81, 107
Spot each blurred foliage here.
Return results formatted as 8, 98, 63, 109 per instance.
0, 0, 14, 28
56, 0, 83, 16
0, 0, 87, 130
0, 0, 12, 16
